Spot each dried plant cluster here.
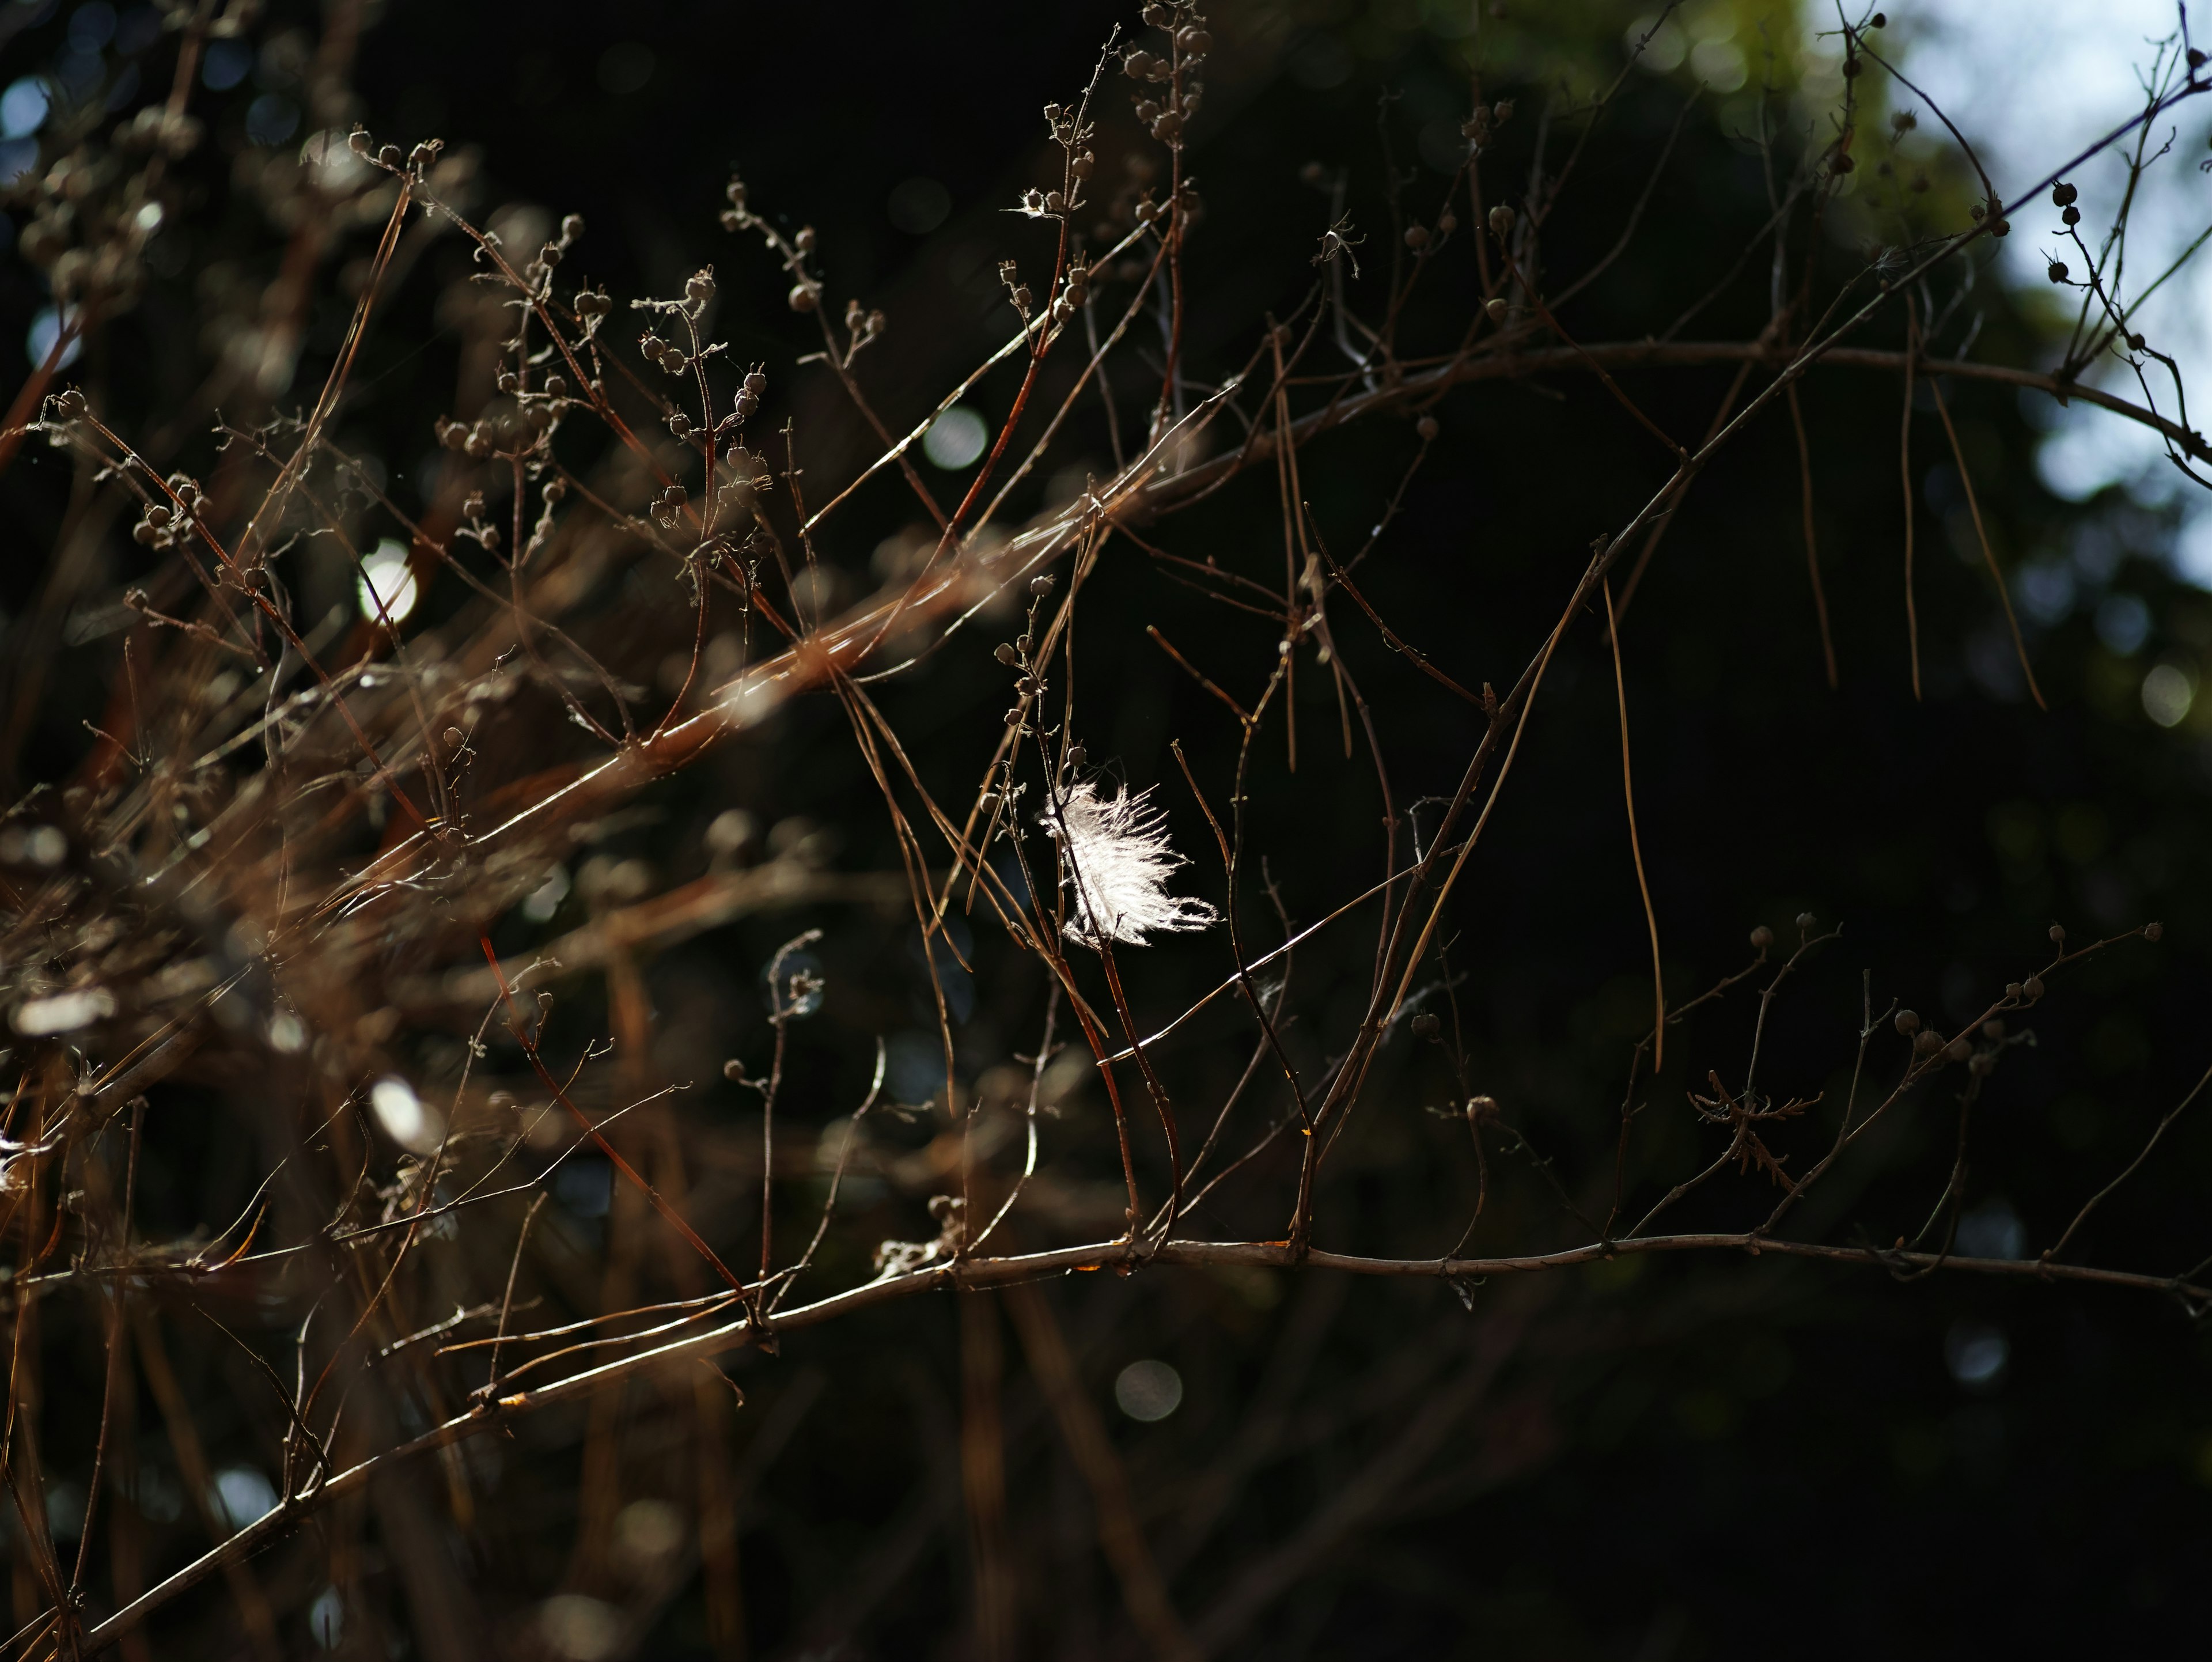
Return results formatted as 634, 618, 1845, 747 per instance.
2, 1, 2211, 1656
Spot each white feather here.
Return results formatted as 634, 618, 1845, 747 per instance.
1046, 782, 1219, 948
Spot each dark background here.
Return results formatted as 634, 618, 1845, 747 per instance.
3, 0, 2210, 1656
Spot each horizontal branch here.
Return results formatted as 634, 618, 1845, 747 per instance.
80, 1226, 2210, 1653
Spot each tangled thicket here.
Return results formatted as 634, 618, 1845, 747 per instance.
3, 1, 2212, 1656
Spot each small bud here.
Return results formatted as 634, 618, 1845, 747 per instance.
2005, 982, 2022, 999
444, 726, 465, 748
1895, 1009, 1920, 1036
1017, 675, 1040, 697
2145, 921, 2164, 942
994, 643, 1019, 665
1411, 1011, 1440, 1041
723, 1058, 746, 1081
1749, 925, 1774, 950
1914, 1030, 1942, 1056
2022, 975, 2044, 1000
1416, 415, 1440, 441
378, 144, 402, 168
1796, 911, 1816, 930
2048, 923, 2066, 945
2062, 205, 2081, 225
1404, 224, 1430, 250
1485, 297, 1507, 322
2051, 182, 2078, 207
497, 370, 519, 393
1493, 100, 1514, 124
1982, 1019, 2005, 1040
1065, 744, 1086, 769
2047, 260, 2068, 283
789, 283, 818, 312
1967, 1050, 1994, 1076
1029, 574, 1055, 596
1944, 1038, 1972, 1063
1488, 205, 1515, 238
1869, 10, 1885, 24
